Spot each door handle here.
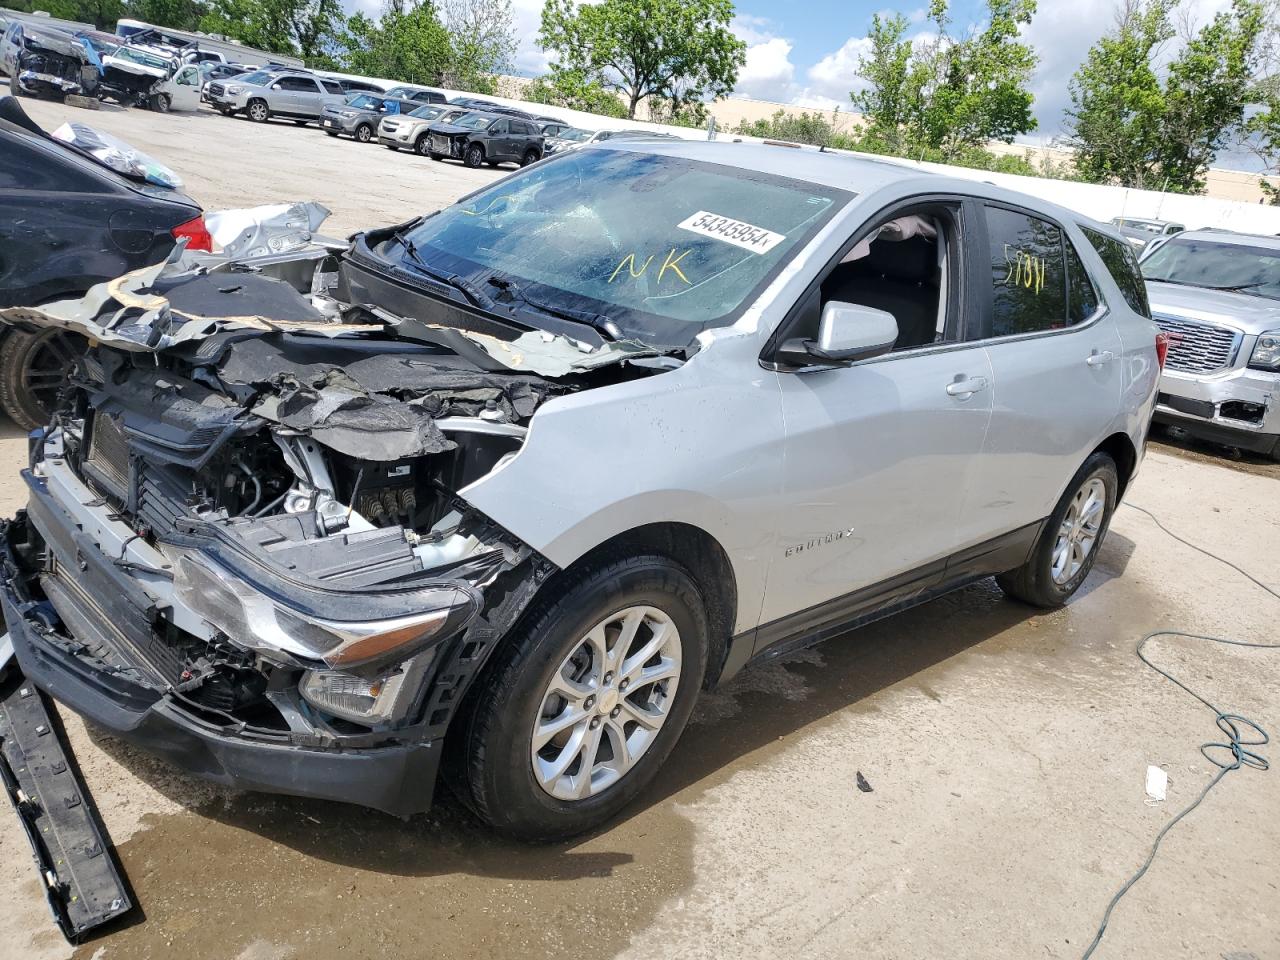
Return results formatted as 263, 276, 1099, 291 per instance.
946, 376, 989, 398
1086, 350, 1116, 367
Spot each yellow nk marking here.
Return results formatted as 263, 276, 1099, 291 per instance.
609, 248, 693, 285
609, 252, 654, 283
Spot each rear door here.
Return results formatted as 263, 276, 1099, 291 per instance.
961, 202, 1123, 546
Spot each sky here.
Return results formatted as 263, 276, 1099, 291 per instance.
357, 0, 1241, 151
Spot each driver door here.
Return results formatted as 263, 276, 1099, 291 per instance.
166, 64, 201, 111
757, 200, 994, 647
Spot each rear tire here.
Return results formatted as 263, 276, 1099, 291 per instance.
457, 555, 708, 840
521, 148, 539, 166
997, 452, 1118, 608
0, 328, 84, 430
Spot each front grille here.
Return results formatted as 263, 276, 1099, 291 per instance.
209, 82, 224, 97
382, 121, 398, 133
432, 134, 450, 154
1152, 315, 1239, 374
87, 413, 130, 495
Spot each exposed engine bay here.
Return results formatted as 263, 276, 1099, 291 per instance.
0, 243, 676, 789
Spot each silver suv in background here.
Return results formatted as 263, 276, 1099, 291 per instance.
207, 69, 345, 124
321, 93, 416, 143
1140, 229, 1280, 460
378, 104, 466, 153
1, 142, 1161, 840
1110, 217, 1184, 252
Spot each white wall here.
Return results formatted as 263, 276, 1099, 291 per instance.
393, 81, 1280, 236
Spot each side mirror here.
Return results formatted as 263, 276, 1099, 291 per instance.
776, 301, 899, 369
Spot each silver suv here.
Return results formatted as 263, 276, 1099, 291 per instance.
1140, 229, 1280, 460
377, 104, 466, 153
207, 68, 345, 124
0, 141, 1160, 840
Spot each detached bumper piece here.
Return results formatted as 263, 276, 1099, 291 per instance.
0, 672, 132, 942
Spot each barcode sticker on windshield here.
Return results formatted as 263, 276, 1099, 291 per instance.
677, 211, 785, 254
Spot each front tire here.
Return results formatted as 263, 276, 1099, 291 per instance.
150, 92, 170, 113
354, 122, 373, 143
997, 452, 1118, 608
457, 555, 708, 840
463, 143, 484, 168
246, 99, 269, 122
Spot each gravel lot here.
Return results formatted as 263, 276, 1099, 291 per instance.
2, 90, 1279, 960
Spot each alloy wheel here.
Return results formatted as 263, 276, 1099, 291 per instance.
22, 330, 79, 422
531, 605, 682, 801
356, 124, 372, 142
1051, 477, 1106, 584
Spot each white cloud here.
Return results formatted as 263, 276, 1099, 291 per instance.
736, 37, 799, 99
806, 36, 872, 102
509, 0, 550, 75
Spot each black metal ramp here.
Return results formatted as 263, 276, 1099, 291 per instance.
0, 668, 133, 941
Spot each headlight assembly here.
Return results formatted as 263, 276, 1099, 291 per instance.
1248, 331, 1280, 371
174, 553, 480, 669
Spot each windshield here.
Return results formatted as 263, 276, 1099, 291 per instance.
408, 105, 442, 119
392, 149, 849, 347
1142, 237, 1280, 300
113, 47, 170, 70
558, 127, 592, 142
449, 113, 494, 130
384, 86, 419, 99
347, 94, 382, 109
234, 70, 269, 86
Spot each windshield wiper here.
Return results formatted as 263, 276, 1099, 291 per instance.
486, 276, 621, 341
392, 228, 498, 310
1146, 277, 1272, 294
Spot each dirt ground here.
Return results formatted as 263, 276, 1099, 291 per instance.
2, 89, 1280, 960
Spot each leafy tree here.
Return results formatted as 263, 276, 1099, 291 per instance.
199, 0, 343, 60
537, 0, 746, 119
128, 0, 206, 31
1064, 0, 1173, 188
338, 4, 453, 84
851, 0, 1039, 162
1066, 0, 1270, 193
523, 70, 629, 118
850, 13, 919, 154
438, 0, 516, 90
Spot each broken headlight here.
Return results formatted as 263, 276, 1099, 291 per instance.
175, 553, 479, 669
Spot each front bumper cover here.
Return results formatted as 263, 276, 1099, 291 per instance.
1154, 367, 1280, 454
0, 476, 446, 818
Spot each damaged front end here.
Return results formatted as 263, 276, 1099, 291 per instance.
0, 248, 652, 816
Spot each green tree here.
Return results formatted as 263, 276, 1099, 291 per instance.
1066, 0, 1269, 193
438, 0, 515, 90
199, 0, 343, 60
537, 0, 746, 119
851, 0, 1039, 162
850, 12, 919, 154
338, 4, 453, 84
128, 0, 207, 31
1064, 0, 1173, 188
523, 70, 629, 117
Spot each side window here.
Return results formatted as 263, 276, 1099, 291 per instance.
813, 208, 952, 352
1081, 227, 1152, 318
982, 206, 1069, 337
321, 79, 343, 95
279, 77, 317, 92
176, 67, 198, 86
490, 119, 508, 134
1065, 239, 1099, 324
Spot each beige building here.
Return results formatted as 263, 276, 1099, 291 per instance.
493, 78, 1273, 204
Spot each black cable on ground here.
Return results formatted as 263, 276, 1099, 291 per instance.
1079, 502, 1278, 959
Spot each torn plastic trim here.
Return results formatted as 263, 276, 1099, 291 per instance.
0, 247, 380, 354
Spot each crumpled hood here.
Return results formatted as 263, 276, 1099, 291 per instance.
1147, 281, 1280, 335
427, 123, 476, 137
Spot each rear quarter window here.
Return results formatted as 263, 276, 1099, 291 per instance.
1081, 227, 1151, 318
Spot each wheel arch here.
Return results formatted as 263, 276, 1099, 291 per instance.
1093, 431, 1138, 500
537, 521, 739, 689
